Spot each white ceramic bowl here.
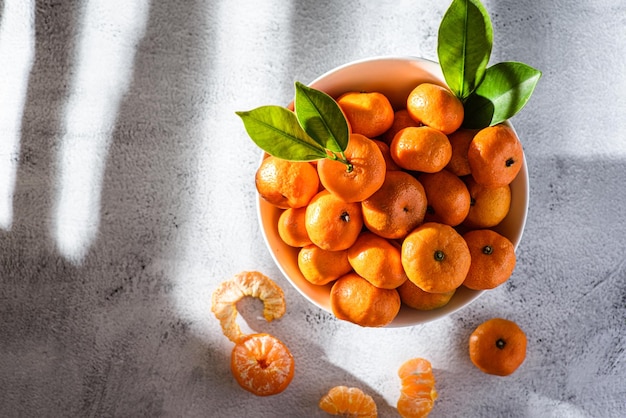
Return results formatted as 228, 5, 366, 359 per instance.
257, 56, 529, 327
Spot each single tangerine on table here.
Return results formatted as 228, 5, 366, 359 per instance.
277, 207, 312, 247
255, 156, 319, 209
317, 133, 386, 203
445, 128, 477, 176
397, 357, 438, 418
382, 108, 422, 145
406, 82, 464, 135
401, 222, 471, 294
469, 318, 527, 376
462, 229, 516, 290
463, 176, 511, 229
231, 333, 295, 396
319, 385, 378, 418
305, 190, 363, 251
397, 279, 455, 311
347, 231, 408, 289
297, 244, 353, 286
468, 123, 524, 188
330, 272, 401, 327
336, 90, 395, 138
419, 169, 471, 227
390, 126, 452, 173
361, 170, 427, 240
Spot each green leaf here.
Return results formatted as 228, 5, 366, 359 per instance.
463, 61, 542, 128
437, 0, 493, 99
236, 105, 328, 161
294, 81, 349, 153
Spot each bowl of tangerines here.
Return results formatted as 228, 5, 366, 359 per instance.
237, 6, 540, 328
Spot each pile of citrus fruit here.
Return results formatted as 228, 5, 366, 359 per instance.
256, 82, 522, 328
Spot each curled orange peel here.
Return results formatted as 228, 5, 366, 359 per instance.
211, 271, 286, 343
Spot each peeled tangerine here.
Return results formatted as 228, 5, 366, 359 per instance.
397, 358, 438, 418
319, 386, 378, 417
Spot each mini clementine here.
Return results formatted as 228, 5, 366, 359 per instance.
305, 190, 363, 251
401, 222, 471, 294
419, 169, 471, 227
445, 128, 477, 176
390, 126, 452, 173
382, 108, 421, 145
330, 272, 401, 327
347, 232, 408, 289
337, 91, 395, 138
397, 280, 455, 311
361, 170, 427, 240
468, 124, 524, 188
469, 318, 527, 376
463, 177, 511, 229
406, 82, 464, 135
317, 133, 386, 203
297, 244, 353, 286
255, 156, 319, 209
462, 229, 516, 290
277, 207, 312, 247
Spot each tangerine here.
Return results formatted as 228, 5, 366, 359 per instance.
406, 82, 464, 135
390, 126, 452, 173
319, 386, 378, 417
317, 133, 386, 202
330, 272, 401, 327
468, 124, 524, 188
305, 190, 363, 251
469, 318, 527, 376
445, 128, 477, 176
255, 156, 319, 209
401, 222, 471, 293
462, 229, 516, 290
361, 170, 427, 240
347, 232, 408, 289
337, 91, 395, 138
277, 207, 312, 247
372, 139, 402, 171
419, 169, 471, 227
382, 108, 421, 145
297, 244, 353, 286
397, 280, 455, 311
231, 333, 295, 396
463, 177, 511, 229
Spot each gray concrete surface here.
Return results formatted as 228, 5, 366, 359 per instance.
0, 0, 624, 417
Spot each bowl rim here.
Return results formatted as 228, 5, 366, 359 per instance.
255, 55, 529, 327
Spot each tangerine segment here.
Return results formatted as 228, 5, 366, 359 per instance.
317, 133, 386, 203
319, 386, 378, 418
469, 318, 527, 376
397, 358, 437, 418
231, 333, 295, 396
401, 223, 471, 294
211, 271, 286, 343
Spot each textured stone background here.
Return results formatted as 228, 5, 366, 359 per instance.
0, 0, 625, 417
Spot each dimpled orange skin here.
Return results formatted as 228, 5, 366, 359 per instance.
361, 170, 427, 240
297, 244, 353, 286
468, 124, 524, 188
255, 156, 319, 209
445, 128, 477, 176
463, 176, 512, 229
317, 133, 386, 203
277, 207, 312, 247
406, 82, 464, 135
469, 318, 527, 376
390, 126, 452, 173
382, 108, 422, 145
330, 272, 401, 327
347, 231, 408, 289
420, 169, 471, 227
305, 190, 363, 251
336, 91, 395, 138
401, 222, 471, 294
398, 279, 456, 311
462, 229, 517, 290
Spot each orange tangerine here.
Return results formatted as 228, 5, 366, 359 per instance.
297, 244, 353, 286
420, 170, 471, 227
463, 176, 511, 229
445, 128, 477, 176
468, 124, 524, 188
347, 232, 408, 289
462, 229, 516, 290
469, 318, 527, 376
406, 82, 464, 134
398, 280, 455, 311
317, 133, 386, 203
305, 190, 363, 251
382, 108, 422, 145
337, 91, 395, 138
277, 207, 312, 247
390, 126, 452, 173
255, 156, 319, 209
